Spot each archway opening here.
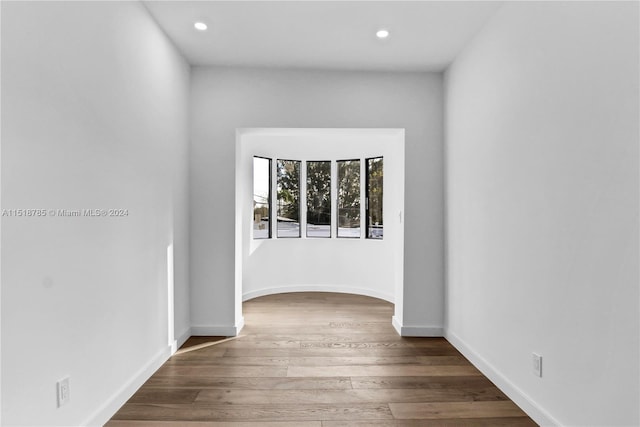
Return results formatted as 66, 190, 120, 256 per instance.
235, 128, 405, 334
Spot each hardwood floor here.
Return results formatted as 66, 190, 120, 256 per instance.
107, 292, 537, 426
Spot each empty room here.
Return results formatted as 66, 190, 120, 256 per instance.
1, 1, 638, 426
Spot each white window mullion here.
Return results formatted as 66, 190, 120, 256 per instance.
271, 158, 278, 239
360, 158, 366, 239
331, 160, 337, 238
300, 158, 307, 239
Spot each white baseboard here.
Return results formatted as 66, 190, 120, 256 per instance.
191, 320, 244, 337
176, 327, 192, 349
242, 285, 394, 303
392, 315, 403, 335
445, 329, 560, 427
392, 315, 443, 337
83, 345, 171, 427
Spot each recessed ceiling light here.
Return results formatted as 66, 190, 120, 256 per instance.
194, 22, 208, 31
376, 29, 390, 39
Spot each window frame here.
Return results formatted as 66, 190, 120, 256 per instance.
306, 160, 332, 238
252, 156, 272, 240
336, 158, 362, 239
276, 158, 302, 238
365, 156, 383, 240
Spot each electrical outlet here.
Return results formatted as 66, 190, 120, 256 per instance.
532, 353, 542, 377
57, 377, 70, 407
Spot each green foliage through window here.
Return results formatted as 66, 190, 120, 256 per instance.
277, 159, 301, 238
254, 157, 382, 240
366, 157, 383, 239
307, 161, 331, 238
337, 160, 361, 238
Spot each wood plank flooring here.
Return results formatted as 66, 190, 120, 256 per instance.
107, 292, 537, 426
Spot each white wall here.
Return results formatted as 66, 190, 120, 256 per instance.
190, 67, 444, 336
445, 2, 639, 426
1, 2, 190, 425
237, 129, 404, 303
